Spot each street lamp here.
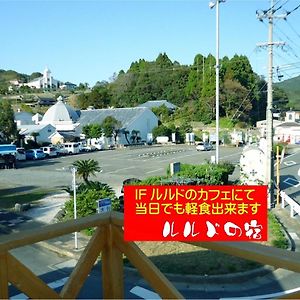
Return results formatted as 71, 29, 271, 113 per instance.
71, 166, 78, 250
209, 0, 225, 164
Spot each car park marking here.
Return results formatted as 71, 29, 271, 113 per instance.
284, 161, 296, 166
146, 168, 164, 174
106, 166, 136, 174
130, 286, 161, 299
284, 177, 300, 187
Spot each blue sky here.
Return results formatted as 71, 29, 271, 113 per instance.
1, 0, 300, 86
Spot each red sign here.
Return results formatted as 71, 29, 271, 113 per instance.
124, 185, 267, 241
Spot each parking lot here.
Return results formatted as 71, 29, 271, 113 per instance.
0, 144, 244, 196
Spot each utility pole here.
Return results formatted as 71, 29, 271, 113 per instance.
256, 1, 286, 208
209, 0, 225, 164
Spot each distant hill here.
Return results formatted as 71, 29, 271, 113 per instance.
0, 69, 42, 88
275, 75, 300, 110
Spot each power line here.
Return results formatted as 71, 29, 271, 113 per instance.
286, 2, 300, 16
285, 19, 300, 40
273, 22, 300, 52
230, 81, 268, 122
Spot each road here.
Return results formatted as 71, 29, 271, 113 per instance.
0, 144, 244, 195
277, 147, 300, 203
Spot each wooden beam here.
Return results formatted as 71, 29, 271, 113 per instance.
0, 212, 110, 252
60, 227, 105, 299
0, 252, 8, 299
102, 225, 124, 299
113, 226, 183, 299
185, 241, 300, 273
110, 211, 124, 227
7, 253, 60, 299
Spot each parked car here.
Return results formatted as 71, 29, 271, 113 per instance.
62, 142, 80, 154
54, 145, 68, 156
196, 142, 213, 151
16, 148, 26, 161
78, 142, 96, 152
40, 146, 58, 157
25, 149, 46, 160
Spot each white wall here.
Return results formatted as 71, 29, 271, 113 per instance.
126, 109, 158, 143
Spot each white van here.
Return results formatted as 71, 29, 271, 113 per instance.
40, 146, 58, 157
62, 142, 80, 154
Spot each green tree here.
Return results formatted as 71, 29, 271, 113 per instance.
221, 79, 251, 121
73, 159, 101, 183
101, 116, 122, 143
64, 182, 118, 234
122, 129, 131, 144
82, 125, 93, 139
152, 125, 172, 139
152, 105, 170, 123
29, 72, 42, 81
31, 132, 39, 144
0, 99, 17, 142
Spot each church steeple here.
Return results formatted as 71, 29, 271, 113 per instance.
43, 66, 52, 89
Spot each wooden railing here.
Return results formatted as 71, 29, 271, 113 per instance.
1, 211, 300, 299
280, 190, 300, 218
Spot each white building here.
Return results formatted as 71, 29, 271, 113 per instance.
18, 124, 56, 144
77, 107, 159, 145
256, 110, 300, 144
39, 97, 80, 131
23, 67, 62, 89
16, 99, 158, 146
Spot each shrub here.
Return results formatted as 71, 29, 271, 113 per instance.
65, 181, 118, 219
176, 163, 235, 185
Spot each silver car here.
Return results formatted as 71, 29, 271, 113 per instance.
196, 142, 213, 151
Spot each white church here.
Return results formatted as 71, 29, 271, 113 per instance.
23, 67, 62, 89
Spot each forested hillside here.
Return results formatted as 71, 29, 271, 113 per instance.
77, 53, 288, 125
275, 75, 300, 110
0, 69, 42, 93
1, 52, 290, 126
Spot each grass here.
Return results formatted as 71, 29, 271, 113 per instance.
268, 212, 288, 249
125, 212, 288, 275
0, 186, 52, 209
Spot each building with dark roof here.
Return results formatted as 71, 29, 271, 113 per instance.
138, 100, 178, 111
77, 107, 158, 144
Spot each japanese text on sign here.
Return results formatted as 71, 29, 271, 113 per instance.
124, 185, 267, 242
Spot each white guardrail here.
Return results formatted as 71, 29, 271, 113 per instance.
280, 190, 300, 218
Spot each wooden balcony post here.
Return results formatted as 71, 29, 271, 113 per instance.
0, 252, 8, 299
101, 224, 124, 299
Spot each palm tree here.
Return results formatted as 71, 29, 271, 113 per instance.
73, 159, 101, 183
31, 131, 39, 144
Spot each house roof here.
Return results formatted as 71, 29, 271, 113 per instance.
41, 100, 80, 123
138, 100, 178, 110
18, 124, 54, 135
77, 107, 156, 132
14, 112, 34, 124
276, 121, 300, 127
